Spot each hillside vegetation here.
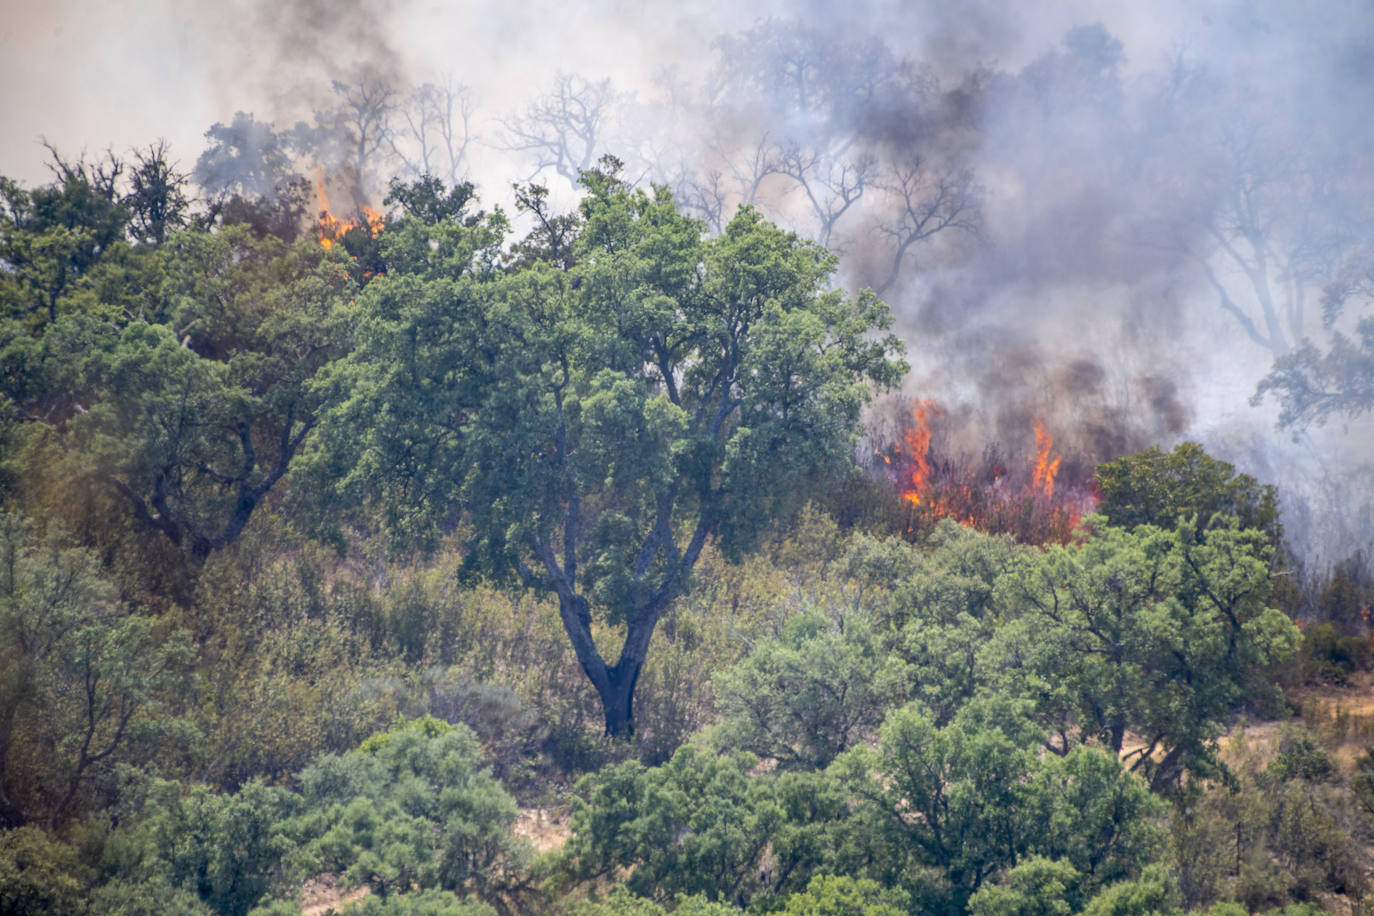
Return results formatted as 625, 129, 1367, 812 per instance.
2, 155, 1374, 916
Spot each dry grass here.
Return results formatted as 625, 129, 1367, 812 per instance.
514, 806, 572, 855
1295, 670, 1374, 770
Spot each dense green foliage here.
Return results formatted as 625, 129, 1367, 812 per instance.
1093, 443, 1281, 546
307, 160, 905, 735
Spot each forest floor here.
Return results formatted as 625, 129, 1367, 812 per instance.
515, 805, 574, 854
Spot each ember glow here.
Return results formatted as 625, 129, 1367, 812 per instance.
883, 398, 1097, 545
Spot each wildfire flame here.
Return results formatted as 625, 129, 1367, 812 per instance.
884, 398, 1096, 545
316, 176, 384, 250
902, 399, 938, 506
1032, 418, 1061, 499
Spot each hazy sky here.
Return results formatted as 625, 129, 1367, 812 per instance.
0, 0, 1195, 185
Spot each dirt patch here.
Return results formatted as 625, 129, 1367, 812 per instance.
1217, 719, 1286, 767
300, 874, 370, 916
1204, 671, 1374, 773
514, 806, 572, 855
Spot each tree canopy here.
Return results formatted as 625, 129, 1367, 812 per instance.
314, 164, 905, 734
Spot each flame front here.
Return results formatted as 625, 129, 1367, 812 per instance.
886, 398, 1094, 545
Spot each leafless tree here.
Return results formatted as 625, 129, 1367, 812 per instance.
327, 71, 399, 203
675, 167, 730, 233
721, 133, 781, 208
391, 77, 477, 186
777, 137, 874, 249
872, 154, 983, 295
1141, 59, 1370, 361
502, 73, 622, 184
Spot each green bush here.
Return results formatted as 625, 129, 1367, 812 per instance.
780, 875, 909, 916
335, 887, 497, 915
565, 746, 780, 907
134, 778, 301, 916
1299, 623, 1370, 684
710, 607, 904, 770
563, 885, 740, 915
0, 825, 93, 915
968, 858, 1080, 916
286, 718, 523, 902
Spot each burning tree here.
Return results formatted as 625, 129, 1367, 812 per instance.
311, 166, 905, 736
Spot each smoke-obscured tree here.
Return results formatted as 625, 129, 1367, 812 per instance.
311, 168, 904, 736
1189, 118, 1335, 360
688, 20, 984, 293
1133, 35, 1374, 426
706, 22, 891, 247
778, 139, 873, 250
1162, 65, 1370, 363
503, 73, 623, 184
870, 154, 982, 295
390, 77, 477, 187
194, 113, 312, 241
1253, 317, 1374, 429
302, 70, 399, 204
195, 113, 298, 201
977, 23, 1135, 286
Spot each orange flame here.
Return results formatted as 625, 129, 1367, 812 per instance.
885, 398, 1095, 545
1031, 418, 1061, 499
902, 399, 938, 506
316, 176, 384, 250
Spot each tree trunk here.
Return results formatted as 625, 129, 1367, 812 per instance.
552, 588, 662, 739
597, 657, 644, 738
0, 690, 28, 827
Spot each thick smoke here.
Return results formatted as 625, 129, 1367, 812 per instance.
3, 0, 1371, 563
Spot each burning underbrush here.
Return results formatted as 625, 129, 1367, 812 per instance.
876, 397, 1100, 545
310, 172, 387, 284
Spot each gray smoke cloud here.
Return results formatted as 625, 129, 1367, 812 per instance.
2, 0, 1371, 563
